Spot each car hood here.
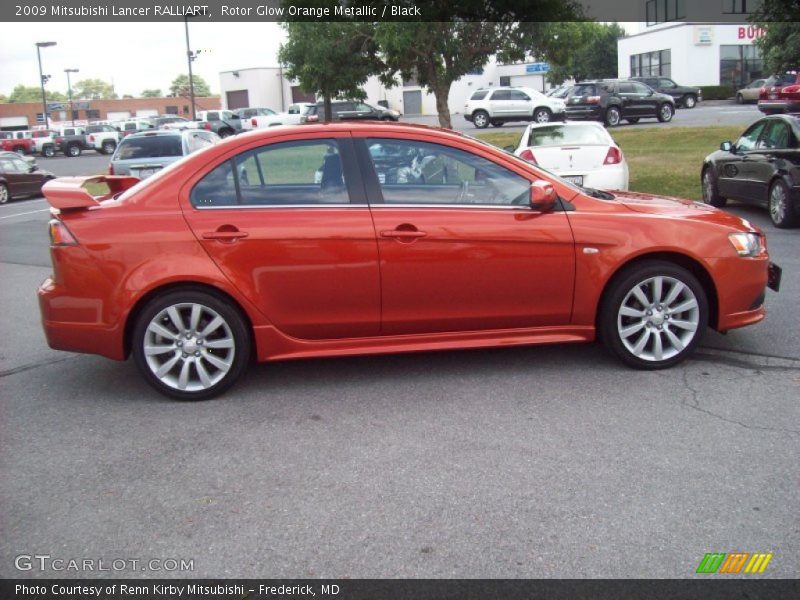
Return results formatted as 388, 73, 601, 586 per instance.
612, 190, 757, 231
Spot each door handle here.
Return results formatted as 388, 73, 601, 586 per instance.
380, 229, 427, 239
202, 229, 249, 241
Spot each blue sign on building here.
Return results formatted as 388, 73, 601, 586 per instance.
525, 63, 550, 73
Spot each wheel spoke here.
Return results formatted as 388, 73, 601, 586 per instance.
652, 330, 664, 361
620, 306, 645, 318
177, 360, 191, 390
664, 327, 684, 351
200, 316, 224, 337
155, 353, 181, 378
195, 360, 213, 388
203, 352, 231, 371
632, 285, 650, 306
620, 321, 646, 339
204, 337, 234, 349
663, 281, 685, 306
145, 344, 174, 356
148, 321, 177, 341
652, 277, 663, 304
166, 306, 185, 333
632, 329, 651, 355
189, 304, 202, 332
669, 319, 697, 332
670, 299, 698, 314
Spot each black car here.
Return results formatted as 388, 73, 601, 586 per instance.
631, 76, 702, 108
0, 153, 54, 204
701, 114, 800, 228
308, 101, 401, 122
565, 80, 676, 127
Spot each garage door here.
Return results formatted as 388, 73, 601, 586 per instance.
403, 90, 422, 115
226, 90, 249, 110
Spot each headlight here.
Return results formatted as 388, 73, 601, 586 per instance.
728, 232, 762, 257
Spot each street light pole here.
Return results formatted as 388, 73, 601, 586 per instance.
36, 41, 57, 129
64, 68, 79, 126
184, 17, 197, 121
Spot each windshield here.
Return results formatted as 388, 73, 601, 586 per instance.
116, 136, 183, 160
526, 124, 610, 146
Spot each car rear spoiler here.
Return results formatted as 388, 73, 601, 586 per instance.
42, 175, 140, 210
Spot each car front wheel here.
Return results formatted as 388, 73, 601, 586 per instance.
42, 145, 55, 158
601, 261, 708, 369
533, 107, 552, 123
132, 290, 251, 400
67, 144, 81, 157
657, 103, 674, 122
769, 179, 797, 228
0, 183, 9, 204
472, 111, 490, 129
101, 140, 116, 154
604, 106, 621, 127
701, 168, 727, 207
683, 95, 697, 109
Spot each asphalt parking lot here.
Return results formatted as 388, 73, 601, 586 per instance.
1, 115, 797, 579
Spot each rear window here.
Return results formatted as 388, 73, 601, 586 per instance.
116, 136, 183, 160
470, 90, 489, 101
527, 124, 610, 146
572, 84, 597, 96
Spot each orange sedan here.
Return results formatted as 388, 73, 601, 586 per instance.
38, 123, 781, 399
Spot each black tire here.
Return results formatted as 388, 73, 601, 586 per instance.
101, 140, 116, 155
626, 118, 640, 124
736, 93, 744, 104
599, 261, 708, 370
42, 145, 55, 158
14, 147, 26, 156
218, 129, 234, 138
657, 103, 674, 123
472, 110, 490, 129
490, 120, 504, 127
769, 179, 797, 228
604, 106, 621, 127
132, 289, 251, 400
682, 95, 697, 109
67, 144, 82, 157
0, 183, 9, 205
701, 167, 727, 208
533, 107, 552, 123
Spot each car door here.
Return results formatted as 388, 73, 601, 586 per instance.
0, 156, 37, 195
657, 78, 680, 102
508, 90, 531, 117
181, 132, 381, 340
631, 82, 659, 116
616, 82, 641, 118
489, 90, 512, 117
351, 103, 377, 120
750, 119, 794, 205
718, 120, 768, 202
357, 136, 575, 335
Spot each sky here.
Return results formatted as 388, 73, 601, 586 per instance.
0, 22, 288, 98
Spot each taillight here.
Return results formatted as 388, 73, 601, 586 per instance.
55, 136, 63, 144
203, 122, 212, 130
604, 147, 622, 165
251, 118, 257, 127
519, 148, 538, 164
586, 96, 601, 104
108, 163, 114, 175
88, 134, 95, 142
306, 114, 319, 123
48, 219, 78, 246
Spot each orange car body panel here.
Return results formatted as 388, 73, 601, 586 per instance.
38, 122, 771, 364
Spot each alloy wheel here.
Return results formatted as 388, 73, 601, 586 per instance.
769, 182, 787, 226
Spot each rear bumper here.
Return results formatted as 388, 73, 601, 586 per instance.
38, 277, 126, 360
758, 100, 800, 113
565, 106, 602, 120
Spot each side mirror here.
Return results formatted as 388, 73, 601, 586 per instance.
720, 141, 733, 152
530, 180, 558, 211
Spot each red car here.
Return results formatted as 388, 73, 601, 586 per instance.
758, 72, 800, 114
39, 123, 780, 400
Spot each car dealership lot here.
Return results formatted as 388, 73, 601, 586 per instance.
1, 124, 798, 578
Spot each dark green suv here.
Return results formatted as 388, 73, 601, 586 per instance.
631, 77, 702, 109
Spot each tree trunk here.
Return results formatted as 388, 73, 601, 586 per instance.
323, 93, 332, 123
432, 82, 452, 129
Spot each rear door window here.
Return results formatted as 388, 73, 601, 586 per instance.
470, 90, 489, 100
491, 90, 511, 101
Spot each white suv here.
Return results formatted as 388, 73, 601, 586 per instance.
464, 87, 566, 128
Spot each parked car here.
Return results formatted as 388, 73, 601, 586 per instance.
306, 101, 401, 123
464, 87, 566, 128
547, 85, 573, 99
701, 114, 800, 228
758, 72, 800, 114
56, 126, 89, 157
247, 102, 316, 129
84, 124, 121, 155
109, 129, 220, 179
0, 136, 36, 156
235, 107, 277, 123
31, 130, 59, 157
0, 150, 37, 167
736, 79, 766, 104
39, 122, 779, 400
631, 76, 702, 108
513, 121, 629, 191
149, 116, 194, 130
117, 119, 156, 138
194, 110, 243, 138
0, 153, 54, 203
566, 80, 675, 127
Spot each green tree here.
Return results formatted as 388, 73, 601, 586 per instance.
8, 84, 66, 103
73, 78, 117, 99
279, 21, 384, 122
751, 0, 800, 75
141, 88, 163, 98
170, 74, 211, 98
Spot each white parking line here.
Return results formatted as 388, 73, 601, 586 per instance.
0, 208, 51, 221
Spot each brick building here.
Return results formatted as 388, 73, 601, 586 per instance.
0, 96, 221, 130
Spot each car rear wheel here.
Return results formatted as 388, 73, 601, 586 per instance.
218, 129, 234, 138
42, 145, 55, 158
132, 290, 251, 400
14, 147, 26, 156
769, 179, 797, 228
657, 103, 674, 122
701, 168, 727, 207
101, 140, 116, 155
604, 106, 621, 127
472, 111, 490, 129
67, 144, 81, 157
533, 107, 552, 123
683, 95, 697, 109
600, 261, 708, 369
736, 93, 744, 104
0, 183, 9, 204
